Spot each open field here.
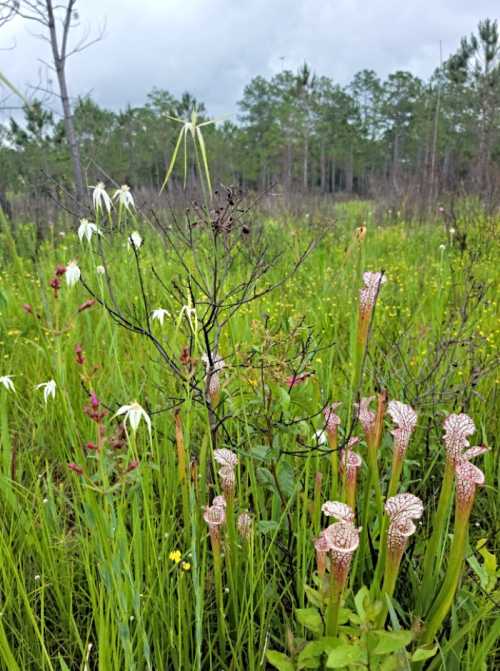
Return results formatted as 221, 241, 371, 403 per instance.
0, 199, 499, 670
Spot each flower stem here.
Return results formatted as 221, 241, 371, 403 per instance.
325, 573, 342, 637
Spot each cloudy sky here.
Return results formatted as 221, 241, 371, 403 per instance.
1, 0, 499, 119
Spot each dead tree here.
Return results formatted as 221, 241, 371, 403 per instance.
0, 1, 103, 208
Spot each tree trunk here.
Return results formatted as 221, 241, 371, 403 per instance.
320, 141, 326, 193
46, 0, 85, 207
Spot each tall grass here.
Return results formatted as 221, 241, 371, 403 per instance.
0, 202, 498, 669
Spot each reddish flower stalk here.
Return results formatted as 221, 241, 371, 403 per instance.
354, 396, 383, 518
202, 354, 225, 407
340, 438, 362, 511
75, 343, 85, 365
67, 463, 84, 476
78, 299, 96, 313
313, 531, 330, 579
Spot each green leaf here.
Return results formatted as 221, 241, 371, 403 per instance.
295, 608, 323, 635
304, 585, 323, 608
411, 644, 438, 662
278, 461, 297, 497
256, 520, 279, 534
354, 586, 370, 620
278, 387, 291, 409
266, 650, 295, 671
256, 466, 275, 490
326, 643, 366, 668
298, 638, 338, 669
369, 630, 413, 655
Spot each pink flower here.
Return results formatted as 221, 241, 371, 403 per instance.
286, 371, 313, 388
443, 414, 487, 466
67, 463, 84, 476
340, 445, 363, 478
323, 403, 341, 434
314, 531, 331, 578
218, 465, 236, 498
455, 459, 485, 512
323, 521, 361, 586
204, 498, 226, 543
387, 400, 418, 459
385, 493, 424, 556
321, 501, 355, 523
237, 512, 253, 540
212, 495, 227, 510
213, 449, 239, 468
78, 299, 96, 313
355, 396, 376, 435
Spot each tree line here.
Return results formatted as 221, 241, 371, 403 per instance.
1, 12, 499, 211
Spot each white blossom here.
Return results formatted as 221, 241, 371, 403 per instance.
114, 401, 151, 435
151, 308, 170, 326
36, 379, 56, 403
96, 265, 106, 275
114, 184, 135, 210
0, 375, 15, 393
66, 261, 81, 287
90, 182, 113, 213
78, 219, 100, 243
128, 231, 143, 250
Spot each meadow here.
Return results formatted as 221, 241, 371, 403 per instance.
0, 195, 498, 670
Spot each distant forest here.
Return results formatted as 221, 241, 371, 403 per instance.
1, 18, 499, 208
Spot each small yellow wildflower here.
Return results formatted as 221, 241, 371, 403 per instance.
181, 562, 191, 571
169, 550, 182, 564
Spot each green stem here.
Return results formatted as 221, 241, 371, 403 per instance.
422, 503, 471, 645
325, 573, 342, 637
377, 551, 401, 628
418, 459, 454, 614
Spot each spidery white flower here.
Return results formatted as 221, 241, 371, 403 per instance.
114, 401, 151, 435
36, 380, 56, 403
114, 184, 135, 210
78, 219, 100, 243
151, 308, 171, 326
90, 182, 112, 213
0, 375, 15, 393
128, 231, 143, 250
66, 260, 81, 288
96, 265, 106, 275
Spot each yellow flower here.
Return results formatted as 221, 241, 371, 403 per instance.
169, 550, 182, 564
181, 562, 191, 571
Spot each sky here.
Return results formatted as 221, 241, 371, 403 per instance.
1, 0, 499, 121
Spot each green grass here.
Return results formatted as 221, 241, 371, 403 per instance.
0, 201, 498, 670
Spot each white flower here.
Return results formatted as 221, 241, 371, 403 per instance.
96, 265, 106, 275
314, 429, 328, 445
128, 231, 143, 250
449, 227, 456, 235
114, 401, 151, 435
66, 260, 81, 287
114, 184, 135, 210
78, 219, 100, 243
90, 182, 113, 213
36, 380, 56, 403
0, 375, 15, 393
151, 308, 170, 326
439, 244, 446, 251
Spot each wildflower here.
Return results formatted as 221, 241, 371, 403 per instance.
340, 440, 363, 510
67, 463, 84, 476
313, 531, 330, 578
439, 244, 446, 251
387, 400, 418, 498
385, 493, 424, 558
181, 561, 191, 571
314, 429, 328, 445
449, 227, 456, 236
212, 495, 227, 510
77, 219, 100, 243
50, 276, 61, 298
114, 184, 135, 210
169, 550, 182, 564
90, 182, 113, 213
218, 465, 236, 498
213, 448, 238, 469
151, 308, 171, 326
114, 401, 151, 435
74, 343, 85, 365
96, 265, 106, 275
443, 413, 485, 467
355, 225, 367, 242
203, 499, 226, 545
202, 353, 225, 406
321, 501, 355, 523
22, 303, 33, 314
355, 396, 376, 443
78, 299, 96, 313
36, 379, 56, 403
0, 375, 15, 393
286, 371, 313, 388
359, 271, 386, 318
455, 458, 485, 515
323, 403, 341, 436
55, 265, 66, 277
237, 512, 253, 540
65, 261, 81, 288
128, 231, 142, 250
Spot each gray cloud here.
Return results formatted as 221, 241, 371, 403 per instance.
1, 0, 499, 120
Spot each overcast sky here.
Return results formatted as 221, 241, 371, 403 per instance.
1, 0, 499, 120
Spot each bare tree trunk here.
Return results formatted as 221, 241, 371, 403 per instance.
319, 141, 326, 193
303, 134, 308, 191
46, 0, 85, 206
